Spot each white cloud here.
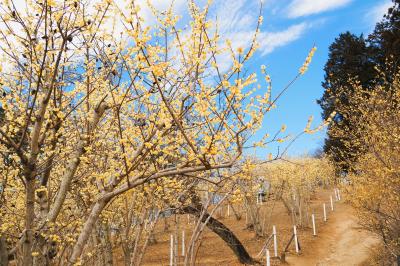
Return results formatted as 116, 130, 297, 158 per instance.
4, 0, 187, 37
208, 0, 311, 70
258, 23, 310, 55
0, 0, 311, 73
287, 0, 352, 18
366, 0, 392, 25
213, 0, 256, 32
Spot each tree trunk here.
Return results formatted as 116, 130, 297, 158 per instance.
245, 197, 263, 237
182, 206, 258, 265
46, 142, 85, 223
23, 178, 35, 266
0, 234, 8, 266
134, 212, 160, 266
100, 222, 113, 266
163, 215, 169, 232
229, 202, 241, 221
281, 197, 292, 215
69, 200, 108, 265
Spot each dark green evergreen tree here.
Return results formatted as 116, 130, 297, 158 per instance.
319, 0, 400, 173
318, 32, 376, 173
368, 0, 400, 72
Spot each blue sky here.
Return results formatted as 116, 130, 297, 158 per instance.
6, 0, 390, 158
235, 0, 392, 158
118, 0, 392, 158
144, 0, 391, 158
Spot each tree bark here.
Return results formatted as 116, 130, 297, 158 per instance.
46, 142, 85, 223
244, 197, 263, 237
0, 234, 8, 266
100, 222, 113, 266
22, 178, 35, 266
69, 200, 108, 265
229, 202, 241, 221
134, 211, 160, 266
181, 205, 258, 265
47, 102, 108, 223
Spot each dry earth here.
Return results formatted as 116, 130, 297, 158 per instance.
285, 204, 379, 266
115, 189, 379, 266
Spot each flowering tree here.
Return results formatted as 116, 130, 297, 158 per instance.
0, 0, 317, 265
266, 157, 334, 226
340, 71, 400, 263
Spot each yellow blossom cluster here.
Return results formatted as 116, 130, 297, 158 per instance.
0, 0, 317, 264
299, 46, 317, 75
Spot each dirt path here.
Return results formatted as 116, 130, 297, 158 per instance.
136, 190, 379, 266
286, 203, 379, 266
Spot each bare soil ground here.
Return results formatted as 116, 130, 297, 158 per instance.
285, 204, 379, 266
115, 189, 379, 265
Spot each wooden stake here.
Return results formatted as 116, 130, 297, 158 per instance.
266, 248, 270, 266
227, 204, 230, 217
293, 225, 299, 253
312, 214, 316, 236
182, 230, 185, 256
175, 234, 178, 265
330, 195, 334, 211
273, 225, 278, 257
323, 203, 327, 222
170, 234, 173, 266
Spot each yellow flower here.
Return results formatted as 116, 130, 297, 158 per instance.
299, 46, 317, 75
222, 80, 230, 87
47, 0, 56, 7
151, 64, 164, 76
260, 64, 266, 74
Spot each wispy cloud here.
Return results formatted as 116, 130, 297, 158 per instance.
258, 23, 310, 55
1, 0, 311, 72
287, 0, 352, 18
210, 0, 311, 69
366, 0, 392, 25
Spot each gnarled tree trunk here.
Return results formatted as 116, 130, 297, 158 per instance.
181, 205, 258, 265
